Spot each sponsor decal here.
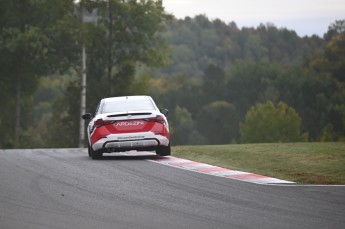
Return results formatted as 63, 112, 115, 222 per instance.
116, 121, 145, 126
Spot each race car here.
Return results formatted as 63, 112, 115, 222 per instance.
82, 96, 170, 159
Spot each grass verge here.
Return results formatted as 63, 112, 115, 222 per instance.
172, 142, 345, 184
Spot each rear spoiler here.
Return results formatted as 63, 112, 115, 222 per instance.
107, 112, 152, 118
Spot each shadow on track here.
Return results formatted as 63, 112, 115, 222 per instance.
100, 155, 158, 160
88, 152, 166, 161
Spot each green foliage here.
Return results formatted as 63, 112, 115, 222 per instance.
158, 16, 324, 77
44, 0, 171, 147
240, 101, 302, 143
310, 20, 345, 84
1, 1, 343, 148
319, 124, 337, 142
153, 19, 345, 144
0, 0, 77, 148
171, 106, 205, 145
226, 60, 281, 116
84, 0, 171, 110
324, 20, 345, 41
173, 142, 345, 184
322, 34, 345, 82
197, 101, 239, 144
202, 64, 226, 103
45, 81, 81, 148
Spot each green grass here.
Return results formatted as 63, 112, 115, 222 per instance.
172, 142, 345, 184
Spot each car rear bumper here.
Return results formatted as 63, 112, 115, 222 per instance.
91, 132, 169, 152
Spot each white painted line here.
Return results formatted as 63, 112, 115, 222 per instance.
187, 163, 214, 168
208, 170, 250, 176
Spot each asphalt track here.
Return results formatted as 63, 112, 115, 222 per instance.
0, 149, 344, 229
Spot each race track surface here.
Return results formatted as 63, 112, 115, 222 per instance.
0, 149, 344, 229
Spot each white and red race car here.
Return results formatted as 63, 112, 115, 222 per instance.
82, 96, 170, 159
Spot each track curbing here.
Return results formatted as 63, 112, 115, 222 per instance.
150, 156, 295, 185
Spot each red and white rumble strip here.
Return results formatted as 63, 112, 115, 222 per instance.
150, 156, 295, 185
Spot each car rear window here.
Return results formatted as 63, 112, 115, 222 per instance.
102, 98, 155, 113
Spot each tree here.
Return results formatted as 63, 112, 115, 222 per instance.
240, 101, 302, 143
45, 80, 81, 148
318, 124, 336, 142
171, 106, 205, 145
0, 0, 78, 147
202, 64, 226, 103
324, 20, 345, 41
306, 21, 345, 140
86, 0, 170, 97
45, 0, 171, 147
197, 101, 239, 144
321, 34, 345, 83
310, 20, 345, 83
226, 61, 281, 117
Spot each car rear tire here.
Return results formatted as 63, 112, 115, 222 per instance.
88, 143, 102, 159
156, 144, 171, 156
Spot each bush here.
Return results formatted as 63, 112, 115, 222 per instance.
240, 101, 302, 143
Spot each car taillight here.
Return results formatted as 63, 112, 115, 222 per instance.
155, 115, 166, 124
94, 119, 113, 128
144, 115, 166, 124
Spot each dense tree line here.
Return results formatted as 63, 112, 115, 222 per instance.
150, 17, 345, 144
157, 15, 325, 77
0, 1, 344, 148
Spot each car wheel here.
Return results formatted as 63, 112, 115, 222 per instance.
91, 150, 103, 160
156, 144, 171, 156
89, 143, 102, 159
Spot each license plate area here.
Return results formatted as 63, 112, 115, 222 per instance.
115, 120, 145, 127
